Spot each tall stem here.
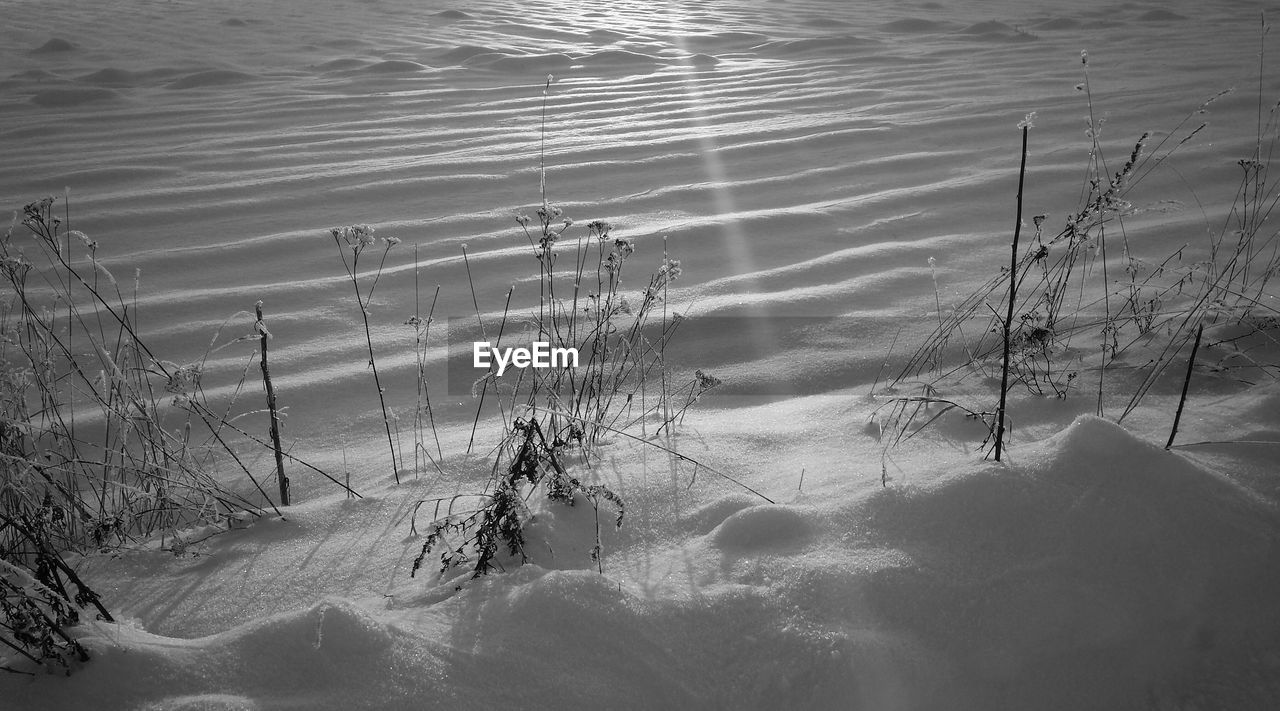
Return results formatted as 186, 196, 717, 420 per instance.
1165, 322, 1204, 450
996, 124, 1030, 462
335, 234, 400, 483
256, 301, 289, 505
358, 283, 399, 483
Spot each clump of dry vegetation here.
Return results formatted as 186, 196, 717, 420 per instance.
1, 198, 345, 672
874, 48, 1280, 463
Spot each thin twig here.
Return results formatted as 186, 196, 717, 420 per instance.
996, 122, 1031, 461
1166, 322, 1204, 449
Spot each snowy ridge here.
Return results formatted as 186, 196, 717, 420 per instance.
11, 410, 1280, 709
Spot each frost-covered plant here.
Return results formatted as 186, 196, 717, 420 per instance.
408, 210, 713, 580
0, 556, 90, 674
409, 417, 623, 578
1, 197, 347, 671
498, 206, 716, 447
330, 225, 403, 483
878, 49, 1280, 458
1, 198, 283, 549
410, 79, 721, 580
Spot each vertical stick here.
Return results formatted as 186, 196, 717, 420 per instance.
996, 123, 1030, 462
423, 284, 443, 462
256, 301, 289, 506
660, 235, 671, 434
413, 244, 421, 478
541, 74, 552, 209
592, 501, 603, 575
63, 190, 76, 473
1165, 323, 1204, 450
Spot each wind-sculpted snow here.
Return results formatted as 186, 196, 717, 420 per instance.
10, 409, 1279, 710
2, 0, 1261, 432
2, 0, 1278, 707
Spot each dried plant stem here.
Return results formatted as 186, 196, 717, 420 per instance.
255, 301, 289, 506
423, 283, 444, 462
1165, 322, 1204, 450
412, 246, 444, 469
333, 231, 400, 483
540, 74, 552, 207
996, 123, 1030, 462
361, 297, 399, 483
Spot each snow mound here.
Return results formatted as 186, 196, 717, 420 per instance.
7, 415, 1279, 710
8, 600, 403, 710
445, 570, 701, 707
857, 415, 1280, 705
32, 37, 77, 53
682, 493, 758, 534
449, 568, 942, 709
709, 504, 812, 551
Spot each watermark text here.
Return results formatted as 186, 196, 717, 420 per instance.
473, 341, 579, 376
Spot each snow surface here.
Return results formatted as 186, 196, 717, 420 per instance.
3, 0, 1280, 708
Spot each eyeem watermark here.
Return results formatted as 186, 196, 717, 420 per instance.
473, 341, 579, 377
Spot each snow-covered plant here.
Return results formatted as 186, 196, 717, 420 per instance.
408, 78, 726, 581
0, 197, 349, 671
499, 207, 716, 447
877, 50, 1280, 460
409, 417, 623, 579
0, 554, 94, 674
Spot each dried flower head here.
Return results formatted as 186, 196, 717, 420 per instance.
695, 369, 722, 391
658, 257, 682, 282
604, 251, 621, 273
587, 220, 612, 239
0, 255, 30, 277
331, 225, 376, 252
